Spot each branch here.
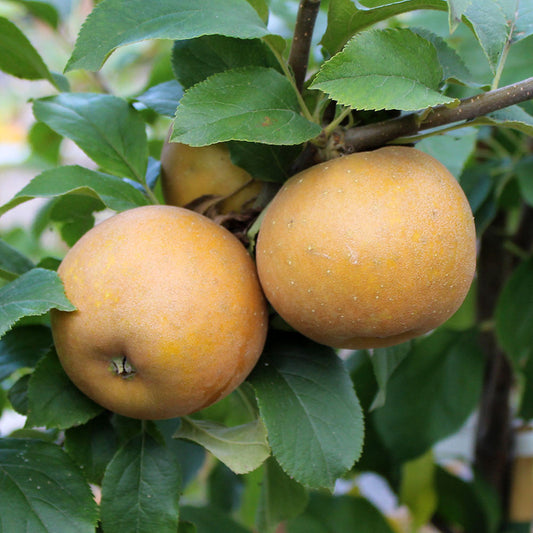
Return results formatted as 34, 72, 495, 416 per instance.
288, 0, 321, 93
343, 77, 533, 152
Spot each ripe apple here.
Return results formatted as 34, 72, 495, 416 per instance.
256, 146, 477, 349
51, 205, 267, 419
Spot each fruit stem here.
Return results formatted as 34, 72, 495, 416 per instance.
110, 356, 137, 379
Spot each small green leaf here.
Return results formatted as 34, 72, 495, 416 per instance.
0, 268, 75, 339
8, 374, 31, 415
26, 350, 103, 430
369, 341, 412, 410
172, 35, 278, 90
135, 80, 183, 117
0, 325, 52, 382
0, 165, 150, 218
100, 433, 182, 533
517, 156, 533, 207
0, 239, 34, 281
411, 27, 478, 86
372, 329, 485, 462
171, 67, 321, 146
0, 438, 99, 532
9, 0, 60, 28
311, 28, 457, 111
228, 141, 301, 183
65, 0, 270, 72
175, 417, 270, 474
249, 333, 364, 490
287, 492, 395, 533
0, 16, 57, 86
321, 0, 448, 55
400, 451, 438, 528
180, 505, 252, 533
473, 106, 533, 136
417, 128, 479, 179
256, 457, 309, 533
515, 1, 533, 43
495, 257, 533, 365
48, 195, 105, 246
465, 0, 513, 73
435, 466, 501, 533
448, 0, 472, 32
33, 93, 148, 181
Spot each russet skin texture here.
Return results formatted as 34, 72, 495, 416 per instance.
51, 205, 267, 420
160, 141, 262, 214
256, 146, 477, 349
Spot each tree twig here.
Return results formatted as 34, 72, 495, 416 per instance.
288, 0, 322, 93
342, 77, 533, 152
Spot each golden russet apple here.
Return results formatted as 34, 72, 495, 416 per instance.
160, 141, 262, 213
256, 146, 477, 349
51, 205, 267, 419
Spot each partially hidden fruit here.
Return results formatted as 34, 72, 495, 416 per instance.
256, 146, 476, 349
51, 205, 267, 419
161, 140, 262, 214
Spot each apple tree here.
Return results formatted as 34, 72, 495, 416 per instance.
0, 1, 533, 532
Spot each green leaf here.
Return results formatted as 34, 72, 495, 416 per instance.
448, 0, 472, 32
0, 438, 98, 532
287, 492, 395, 533
33, 93, 148, 181
517, 157, 533, 207
411, 27, 478, 86
175, 417, 270, 474
310, 28, 457, 111
65, 0, 270, 72
416, 127, 478, 179
0, 268, 75, 339
465, 0, 513, 73
180, 505, 252, 533
372, 329, 485, 462
0, 16, 57, 87
495, 257, 533, 365
8, 373, 31, 415
0, 325, 52, 382
435, 466, 501, 533
256, 457, 309, 533
48, 194, 105, 246
172, 35, 278, 90
400, 451, 438, 528
369, 341, 412, 410
0, 239, 34, 281
10, 0, 60, 28
100, 433, 182, 533
228, 141, 301, 183
26, 350, 103, 429
27, 121, 63, 166
64, 413, 119, 485
321, 0, 448, 55
515, 1, 533, 43
135, 80, 183, 117
473, 106, 533, 136
0, 165, 150, 218
171, 67, 321, 146
249, 333, 364, 490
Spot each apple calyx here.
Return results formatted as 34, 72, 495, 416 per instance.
109, 356, 137, 379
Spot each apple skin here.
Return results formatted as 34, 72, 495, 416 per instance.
256, 146, 477, 349
51, 205, 267, 420
160, 141, 262, 213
